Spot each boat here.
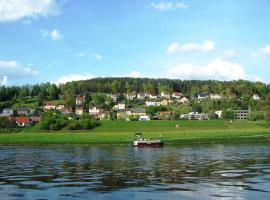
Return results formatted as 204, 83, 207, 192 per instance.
133, 133, 164, 148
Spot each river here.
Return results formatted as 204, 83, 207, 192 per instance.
0, 143, 270, 200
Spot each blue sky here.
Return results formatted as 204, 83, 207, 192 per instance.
0, 0, 270, 85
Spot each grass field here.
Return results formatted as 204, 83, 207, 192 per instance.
0, 120, 270, 145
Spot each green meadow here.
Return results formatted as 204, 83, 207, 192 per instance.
0, 120, 269, 145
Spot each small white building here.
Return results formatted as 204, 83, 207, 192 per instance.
113, 102, 126, 110
149, 94, 158, 99
56, 104, 65, 110
161, 92, 171, 99
110, 94, 119, 102
179, 97, 189, 104
145, 101, 161, 107
172, 92, 182, 99
137, 93, 146, 100
210, 94, 222, 100
198, 92, 209, 100
44, 103, 57, 110
89, 106, 103, 116
126, 92, 137, 100
1, 108, 14, 117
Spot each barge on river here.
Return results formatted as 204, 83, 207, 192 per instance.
133, 133, 164, 148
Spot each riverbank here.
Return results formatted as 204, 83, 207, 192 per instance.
0, 120, 269, 145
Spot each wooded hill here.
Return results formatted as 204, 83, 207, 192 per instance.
0, 78, 269, 103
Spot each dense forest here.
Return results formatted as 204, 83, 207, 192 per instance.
1, 78, 269, 103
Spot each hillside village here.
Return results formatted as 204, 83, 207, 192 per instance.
0, 89, 263, 128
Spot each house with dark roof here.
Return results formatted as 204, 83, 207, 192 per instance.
1, 108, 14, 117
17, 107, 30, 115
198, 92, 209, 100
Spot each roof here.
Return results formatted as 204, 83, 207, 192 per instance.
131, 108, 146, 113
160, 111, 171, 115
16, 117, 30, 124
117, 109, 126, 113
17, 107, 29, 112
3, 108, 13, 112
198, 92, 209, 97
76, 96, 85, 100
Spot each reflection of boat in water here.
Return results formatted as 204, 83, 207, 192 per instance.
133, 133, 164, 148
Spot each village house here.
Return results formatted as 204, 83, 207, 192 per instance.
198, 92, 209, 100
30, 116, 41, 124
44, 102, 57, 110
15, 116, 30, 127
159, 111, 171, 119
61, 107, 73, 115
76, 96, 85, 106
113, 102, 125, 110
110, 94, 119, 102
56, 104, 65, 110
210, 93, 222, 100
126, 92, 137, 100
117, 109, 127, 120
97, 111, 110, 120
137, 93, 146, 100
149, 94, 159, 99
172, 92, 182, 99
126, 108, 147, 118
17, 107, 30, 116
161, 92, 171, 99
89, 106, 104, 116
178, 97, 189, 104
75, 106, 84, 116
0, 108, 14, 117
145, 101, 161, 107
180, 112, 208, 120
253, 94, 261, 101
160, 99, 169, 106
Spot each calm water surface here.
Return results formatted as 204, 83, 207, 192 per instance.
0, 143, 270, 200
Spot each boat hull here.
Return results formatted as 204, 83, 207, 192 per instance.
133, 140, 164, 148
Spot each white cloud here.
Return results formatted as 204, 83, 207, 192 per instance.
252, 45, 270, 58
0, 60, 38, 80
0, 0, 62, 22
166, 57, 262, 81
128, 71, 142, 78
75, 51, 103, 60
166, 40, 215, 54
55, 73, 96, 84
223, 49, 237, 59
0, 76, 8, 86
151, 2, 188, 11
41, 29, 62, 41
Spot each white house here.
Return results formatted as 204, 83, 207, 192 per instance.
210, 94, 222, 100
253, 94, 261, 101
89, 106, 103, 116
126, 92, 137, 100
1, 108, 14, 116
198, 92, 209, 100
110, 94, 119, 102
137, 93, 146, 100
113, 102, 125, 110
172, 92, 182, 99
179, 97, 189, 104
44, 103, 57, 110
145, 101, 161, 107
76, 96, 85, 106
149, 94, 158, 99
56, 104, 65, 110
161, 92, 170, 99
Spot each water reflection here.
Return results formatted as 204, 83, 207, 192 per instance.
0, 144, 270, 199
